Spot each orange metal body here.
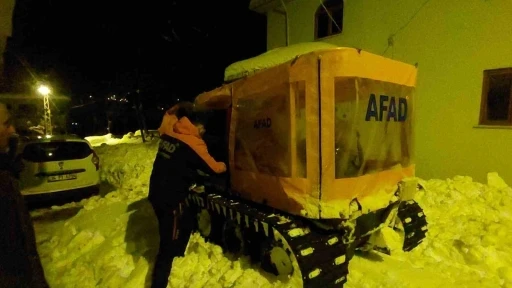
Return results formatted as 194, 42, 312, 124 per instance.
194, 47, 417, 219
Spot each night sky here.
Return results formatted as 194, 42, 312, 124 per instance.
8, 0, 266, 105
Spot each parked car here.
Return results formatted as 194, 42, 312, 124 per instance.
17, 134, 100, 204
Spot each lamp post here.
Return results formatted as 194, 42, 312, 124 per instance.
37, 84, 52, 135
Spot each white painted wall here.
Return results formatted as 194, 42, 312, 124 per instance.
0, 0, 16, 82
267, 10, 287, 50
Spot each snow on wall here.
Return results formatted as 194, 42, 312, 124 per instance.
223, 42, 338, 82
32, 134, 512, 288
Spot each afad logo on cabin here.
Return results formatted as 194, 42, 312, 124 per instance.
365, 94, 407, 122
251, 94, 407, 127
254, 117, 272, 129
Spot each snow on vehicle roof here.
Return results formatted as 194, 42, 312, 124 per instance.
224, 42, 339, 82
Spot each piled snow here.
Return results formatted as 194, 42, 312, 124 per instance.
93, 138, 158, 190
85, 133, 143, 147
34, 134, 298, 288
85, 130, 159, 147
224, 42, 338, 82
409, 173, 512, 287
32, 132, 512, 288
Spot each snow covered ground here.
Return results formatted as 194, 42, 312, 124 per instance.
84, 130, 159, 147
31, 132, 512, 288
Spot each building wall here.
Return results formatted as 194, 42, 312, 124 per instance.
0, 0, 16, 89
266, 0, 512, 184
266, 10, 287, 50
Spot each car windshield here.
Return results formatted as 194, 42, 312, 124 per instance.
22, 141, 92, 162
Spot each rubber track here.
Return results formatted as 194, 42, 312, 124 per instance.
188, 193, 350, 288
397, 200, 428, 252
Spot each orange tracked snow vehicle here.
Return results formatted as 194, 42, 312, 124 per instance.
187, 44, 428, 287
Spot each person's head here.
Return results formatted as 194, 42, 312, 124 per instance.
175, 101, 195, 119
175, 102, 206, 136
186, 111, 206, 136
0, 102, 15, 151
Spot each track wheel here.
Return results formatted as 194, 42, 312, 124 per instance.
261, 239, 294, 277
222, 220, 244, 254
197, 209, 223, 245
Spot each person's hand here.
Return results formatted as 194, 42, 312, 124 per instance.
219, 162, 227, 173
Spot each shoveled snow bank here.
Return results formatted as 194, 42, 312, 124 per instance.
224, 42, 338, 82
33, 133, 512, 287
409, 173, 512, 287
36, 197, 297, 288
85, 133, 142, 147
34, 135, 300, 288
93, 139, 158, 189
85, 130, 159, 147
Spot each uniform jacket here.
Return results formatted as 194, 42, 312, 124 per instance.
149, 116, 226, 209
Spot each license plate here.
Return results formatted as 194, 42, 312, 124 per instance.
48, 174, 77, 182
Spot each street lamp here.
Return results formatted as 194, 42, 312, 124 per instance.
37, 84, 52, 135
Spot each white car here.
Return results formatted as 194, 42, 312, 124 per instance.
18, 135, 100, 202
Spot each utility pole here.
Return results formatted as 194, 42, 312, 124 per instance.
37, 84, 52, 135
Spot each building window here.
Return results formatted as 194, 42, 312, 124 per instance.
315, 0, 344, 39
479, 68, 512, 126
